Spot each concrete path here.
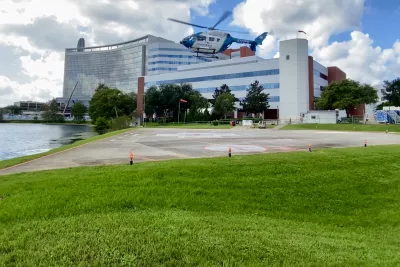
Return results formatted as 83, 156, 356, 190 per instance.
1, 127, 400, 175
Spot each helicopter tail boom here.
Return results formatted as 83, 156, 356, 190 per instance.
231, 32, 268, 52
255, 32, 268, 45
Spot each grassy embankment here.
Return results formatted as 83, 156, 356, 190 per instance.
0, 128, 134, 170
282, 123, 400, 132
1, 145, 400, 266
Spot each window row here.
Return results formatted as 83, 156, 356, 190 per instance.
148, 61, 194, 65
313, 69, 328, 80
148, 47, 190, 52
148, 67, 178, 72
195, 83, 280, 93
149, 54, 212, 62
236, 96, 280, 102
145, 69, 280, 87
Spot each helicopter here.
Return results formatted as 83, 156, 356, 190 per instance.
168, 11, 269, 58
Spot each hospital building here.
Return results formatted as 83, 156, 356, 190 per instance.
60, 35, 354, 122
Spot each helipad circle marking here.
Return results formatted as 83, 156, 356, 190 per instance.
204, 145, 266, 153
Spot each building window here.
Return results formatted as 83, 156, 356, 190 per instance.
320, 72, 328, 80
145, 69, 280, 87
286, 55, 290, 60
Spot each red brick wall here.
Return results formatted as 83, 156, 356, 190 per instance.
222, 46, 255, 58
349, 104, 365, 117
264, 109, 278, 119
137, 77, 144, 116
327, 66, 346, 85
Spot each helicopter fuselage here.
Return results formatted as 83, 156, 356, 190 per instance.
180, 30, 266, 55
180, 30, 235, 55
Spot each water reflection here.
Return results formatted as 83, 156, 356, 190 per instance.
0, 123, 95, 161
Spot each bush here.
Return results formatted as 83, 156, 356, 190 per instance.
109, 115, 133, 131
212, 120, 219, 126
94, 117, 109, 135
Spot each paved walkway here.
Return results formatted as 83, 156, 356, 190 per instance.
1, 127, 399, 175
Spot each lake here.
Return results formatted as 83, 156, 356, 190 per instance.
0, 123, 95, 161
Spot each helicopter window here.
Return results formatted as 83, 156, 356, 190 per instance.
217, 38, 220, 42
209, 37, 215, 41
197, 36, 206, 41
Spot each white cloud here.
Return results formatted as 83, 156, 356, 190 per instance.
313, 31, 400, 86
232, 0, 400, 87
232, 0, 365, 53
0, 0, 214, 107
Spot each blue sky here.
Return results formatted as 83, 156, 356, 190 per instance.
190, 0, 399, 49
0, 0, 399, 106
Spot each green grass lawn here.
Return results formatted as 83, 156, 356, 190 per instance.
0, 128, 134, 170
144, 122, 232, 129
1, 145, 400, 266
282, 123, 400, 132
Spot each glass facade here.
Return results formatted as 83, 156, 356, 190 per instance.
313, 69, 328, 80
237, 96, 280, 102
313, 69, 328, 98
148, 48, 191, 52
63, 44, 145, 98
149, 54, 212, 62
149, 61, 201, 65
145, 69, 280, 87
148, 67, 178, 72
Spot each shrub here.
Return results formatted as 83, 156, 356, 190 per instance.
212, 120, 219, 126
109, 115, 132, 131
94, 117, 109, 134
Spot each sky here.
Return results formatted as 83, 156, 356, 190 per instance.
0, 0, 399, 107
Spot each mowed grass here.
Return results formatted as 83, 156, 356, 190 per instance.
144, 122, 232, 129
1, 146, 400, 266
0, 128, 134, 170
282, 123, 400, 132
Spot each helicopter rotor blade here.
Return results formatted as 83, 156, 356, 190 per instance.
215, 29, 249, 34
211, 11, 232, 29
167, 18, 209, 29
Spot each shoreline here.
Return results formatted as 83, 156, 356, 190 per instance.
0, 128, 135, 170
0, 120, 93, 126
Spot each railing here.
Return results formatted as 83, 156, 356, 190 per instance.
388, 110, 400, 124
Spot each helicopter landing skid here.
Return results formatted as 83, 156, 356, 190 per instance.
194, 52, 219, 60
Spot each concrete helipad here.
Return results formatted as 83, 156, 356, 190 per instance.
1, 127, 400, 175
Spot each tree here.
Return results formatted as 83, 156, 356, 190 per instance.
0, 109, 4, 122
88, 84, 136, 123
71, 102, 88, 123
213, 92, 236, 119
145, 83, 209, 122
210, 84, 236, 106
3, 105, 22, 115
376, 101, 390, 110
42, 99, 64, 123
94, 117, 109, 134
382, 78, 400, 106
241, 80, 270, 117
145, 86, 163, 116
316, 79, 378, 117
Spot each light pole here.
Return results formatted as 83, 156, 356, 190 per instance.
142, 93, 146, 126
178, 100, 180, 124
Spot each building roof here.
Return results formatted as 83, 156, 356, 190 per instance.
65, 34, 174, 53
